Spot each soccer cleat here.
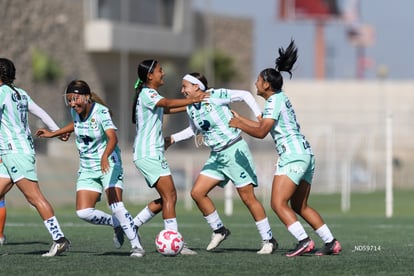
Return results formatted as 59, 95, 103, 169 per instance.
180, 244, 197, 255
113, 226, 125, 249
42, 237, 71, 257
315, 239, 342, 256
130, 247, 145, 257
206, 228, 231, 251
286, 238, 315, 257
0, 235, 6, 246
257, 237, 278, 254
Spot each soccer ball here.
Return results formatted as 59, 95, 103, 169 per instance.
155, 229, 184, 256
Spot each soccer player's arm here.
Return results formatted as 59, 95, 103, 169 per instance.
36, 122, 74, 138
164, 106, 186, 114
28, 100, 60, 131
229, 113, 273, 139
29, 100, 71, 141
165, 122, 196, 150
158, 94, 208, 113
228, 89, 262, 119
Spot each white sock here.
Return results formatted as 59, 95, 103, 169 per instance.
164, 218, 178, 231
287, 221, 308, 241
110, 202, 142, 249
255, 217, 273, 241
112, 216, 120, 228
76, 208, 112, 225
204, 210, 224, 231
133, 206, 155, 227
315, 224, 334, 243
43, 216, 65, 241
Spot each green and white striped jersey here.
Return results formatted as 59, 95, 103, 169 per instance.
71, 102, 121, 171
187, 88, 259, 152
263, 92, 313, 156
133, 87, 164, 160
0, 85, 35, 155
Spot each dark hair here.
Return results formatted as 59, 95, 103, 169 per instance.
66, 80, 91, 95
0, 58, 16, 84
0, 58, 21, 99
260, 40, 298, 92
187, 72, 208, 91
132, 59, 158, 124
66, 79, 113, 116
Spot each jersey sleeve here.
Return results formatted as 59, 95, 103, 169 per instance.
227, 89, 261, 117
98, 106, 117, 131
28, 100, 60, 131
263, 95, 279, 119
171, 123, 196, 143
141, 88, 164, 110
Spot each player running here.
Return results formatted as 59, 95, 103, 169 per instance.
0, 58, 70, 256
36, 80, 144, 257
130, 59, 208, 255
229, 40, 342, 257
165, 72, 278, 254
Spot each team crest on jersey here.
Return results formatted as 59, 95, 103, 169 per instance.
204, 103, 212, 112
150, 92, 158, 98
90, 118, 98, 129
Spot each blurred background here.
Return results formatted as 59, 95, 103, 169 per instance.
1, 0, 413, 215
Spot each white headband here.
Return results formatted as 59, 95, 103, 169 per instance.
183, 74, 206, 91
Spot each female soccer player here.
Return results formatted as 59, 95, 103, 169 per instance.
0, 58, 70, 256
36, 80, 144, 257
164, 72, 277, 254
229, 40, 342, 256
0, 96, 66, 246
131, 59, 208, 255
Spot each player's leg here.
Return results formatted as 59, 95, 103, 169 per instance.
133, 199, 161, 227
0, 162, 13, 245
132, 156, 169, 229
271, 175, 314, 257
75, 190, 112, 225
155, 175, 198, 255
291, 180, 341, 255
15, 178, 70, 256
236, 184, 277, 254
106, 186, 144, 257
154, 175, 178, 230
191, 174, 230, 251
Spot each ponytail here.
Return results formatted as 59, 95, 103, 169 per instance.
260, 40, 298, 92
132, 59, 157, 124
275, 39, 298, 79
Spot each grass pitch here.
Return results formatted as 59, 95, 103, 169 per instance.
1, 190, 413, 275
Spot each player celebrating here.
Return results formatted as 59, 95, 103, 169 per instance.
131, 59, 208, 255
0, 58, 70, 256
229, 40, 342, 256
36, 80, 144, 257
0, 94, 66, 246
165, 72, 277, 254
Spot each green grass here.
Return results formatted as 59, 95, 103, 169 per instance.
1, 190, 413, 275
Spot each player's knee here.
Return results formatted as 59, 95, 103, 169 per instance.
190, 189, 200, 202
271, 198, 286, 214
76, 208, 95, 221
